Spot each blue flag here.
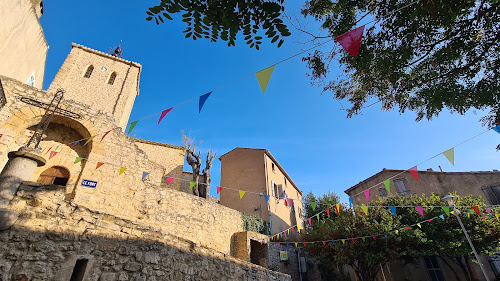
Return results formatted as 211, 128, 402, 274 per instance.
389, 206, 397, 216
263, 194, 270, 203
493, 125, 500, 134
349, 197, 353, 207
142, 172, 149, 180
199, 92, 212, 113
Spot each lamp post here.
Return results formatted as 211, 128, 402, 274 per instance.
441, 195, 491, 281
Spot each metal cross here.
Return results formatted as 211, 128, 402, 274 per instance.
24, 88, 79, 149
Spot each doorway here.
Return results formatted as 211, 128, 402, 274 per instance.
37, 166, 70, 186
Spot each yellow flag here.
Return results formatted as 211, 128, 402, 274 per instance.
83, 135, 96, 146
239, 190, 246, 199
295, 243, 298, 247
395, 230, 399, 235
255, 65, 276, 94
297, 223, 301, 232
496, 214, 499, 221
342, 239, 345, 244
450, 210, 455, 215
119, 167, 126, 175
361, 205, 368, 215
417, 223, 421, 228
443, 148, 455, 165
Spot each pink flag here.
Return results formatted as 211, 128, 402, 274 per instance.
409, 166, 419, 182
372, 235, 376, 240
308, 218, 312, 226
322, 241, 326, 246
158, 107, 173, 124
335, 25, 365, 57
364, 189, 370, 202
427, 219, 433, 222
216, 186, 222, 194
287, 198, 293, 206
49, 151, 58, 159
166, 177, 174, 185
486, 208, 491, 213
415, 206, 424, 216
101, 130, 111, 142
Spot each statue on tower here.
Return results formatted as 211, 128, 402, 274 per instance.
109, 41, 123, 58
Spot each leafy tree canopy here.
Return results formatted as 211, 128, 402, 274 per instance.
303, 190, 341, 219
302, 193, 500, 281
146, 0, 500, 129
146, 0, 291, 49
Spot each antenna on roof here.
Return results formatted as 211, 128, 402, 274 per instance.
109, 41, 123, 58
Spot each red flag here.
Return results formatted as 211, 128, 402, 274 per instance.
351, 238, 355, 243
284, 199, 288, 207
372, 235, 376, 240
216, 186, 222, 194
303, 242, 307, 247
101, 130, 111, 142
96, 162, 104, 169
326, 208, 330, 218
409, 166, 418, 181
49, 151, 58, 159
335, 25, 365, 57
292, 226, 295, 233
405, 226, 410, 230
158, 107, 173, 124
472, 206, 480, 216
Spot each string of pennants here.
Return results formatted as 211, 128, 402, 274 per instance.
267, 205, 500, 245
55, 0, 432, 148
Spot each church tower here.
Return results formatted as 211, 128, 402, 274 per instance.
47, 43, 141, 130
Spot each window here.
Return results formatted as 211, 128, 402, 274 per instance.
278, 184, 284, 199
70, 258, 89, 281
83, 65, 94, 78
482, 186, 500, 205
424, 256, 445, 281
284, 177, 287, 186
273, 182, 278, 199
394, 178, 410, 195
489, 256, 500, 278
107, 72, 117, 85
271, 163, 275, 173
378, 187, 388, 197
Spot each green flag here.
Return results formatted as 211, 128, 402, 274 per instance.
442, 206, 450, 216
190, 181, 196, 190
384, 179, 390, 194
74, 157, 83, 164
443, 148, 455, 165
311, 202, 317, 211
127, 120, 138, 135
255, 65, 276, 94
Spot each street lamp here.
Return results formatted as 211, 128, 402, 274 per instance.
441, 195, 490, 281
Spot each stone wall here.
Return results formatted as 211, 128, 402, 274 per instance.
0, 183, 291, 281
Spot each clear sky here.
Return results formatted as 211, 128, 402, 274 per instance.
40, 0, 499, 202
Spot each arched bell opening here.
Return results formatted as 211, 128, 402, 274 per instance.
37, 166, 70, 186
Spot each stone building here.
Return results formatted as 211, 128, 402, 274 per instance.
0, 3, 292, 279
344, 168, 500, 281
219, 148, 304, 236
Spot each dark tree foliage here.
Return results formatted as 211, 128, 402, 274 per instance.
301, 0, 500, 127
146, 0, 291, 49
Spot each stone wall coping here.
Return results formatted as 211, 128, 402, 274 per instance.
132, 138, 184, 150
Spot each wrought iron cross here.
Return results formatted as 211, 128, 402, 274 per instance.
24, 88, 80, 149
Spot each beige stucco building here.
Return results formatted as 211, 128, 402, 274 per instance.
0, 0, 47, 89
345, 168, 500, 281
219, 148, 304, 235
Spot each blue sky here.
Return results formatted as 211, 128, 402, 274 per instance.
40, 0, 499, 202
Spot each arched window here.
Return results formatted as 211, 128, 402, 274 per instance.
107, 72, 117, 85
83, 65, 94, 78
37, 166, 70, 186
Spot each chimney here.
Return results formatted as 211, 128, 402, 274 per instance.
427, 168, 433, 172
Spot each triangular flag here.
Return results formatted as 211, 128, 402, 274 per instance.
417, 223, 422, 228
291, 226, 295, 233
45, 147, 52, 154
217, 186, 222, 194
303, 242, 307, 247
351, 238, 356, 243
349, 197, 353, 207
255, 65, 276, 94
199, 92, 212, 113
49, 151, 58, 159
190, 181, 196, 190
316, 214, 320, 221
158, 107, 173, 124
311, 202, 317, 211
395, 230, 399, 235
482, 214, 486, 220
322, 241, 326, 246
288, 198, 294, 206
361, 205, 368, 215
263, 194, 270, 203
450, 210, 455, 215
83, 135, 96, 146
119, 167, 126, 175
442, 206, 450, 216
335, 203, 341, 215
326, 208, 330, 218
308, 218, 312, 226
41, 147, 47, 153
284, 231, 287, 237
372, 236, 376, 240
71, 140, 80, 147
427, 219, 433, 222
364, 189, 370, 202
142, 172, 149, 180
384, 179, 390, 194
415, 206, 424, 216
405, 226, 410, 230
409, 166, 419, 182
55, 145, 59, 151
443, 148, 455, 165
486, 208, 491, 213
389, 206, 397, 216
471, 206, 480, 216
335, 25, 365, 57
96, 162, 104, 169
277, 243, 280, 247
362, 237, 366, 241
239, 190, 246, 199
286, 243, 289, 247
101, 130, 111, 142
342, 239, 345, 244
295, 243, 298, 247
74, 157, 83, 164
496, 214, 499, 221
296, 223, 300, 232
493, 125, 500, 134
284, 199, 288, 207
166, 177, 174, 185
127, 121, 138, 135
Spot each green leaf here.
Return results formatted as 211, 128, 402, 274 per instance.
146, 16, 153, 21
271, 35, 279, 43
277, 39, 284, 48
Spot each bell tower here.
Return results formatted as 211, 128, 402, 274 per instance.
47, 43, 141, 130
